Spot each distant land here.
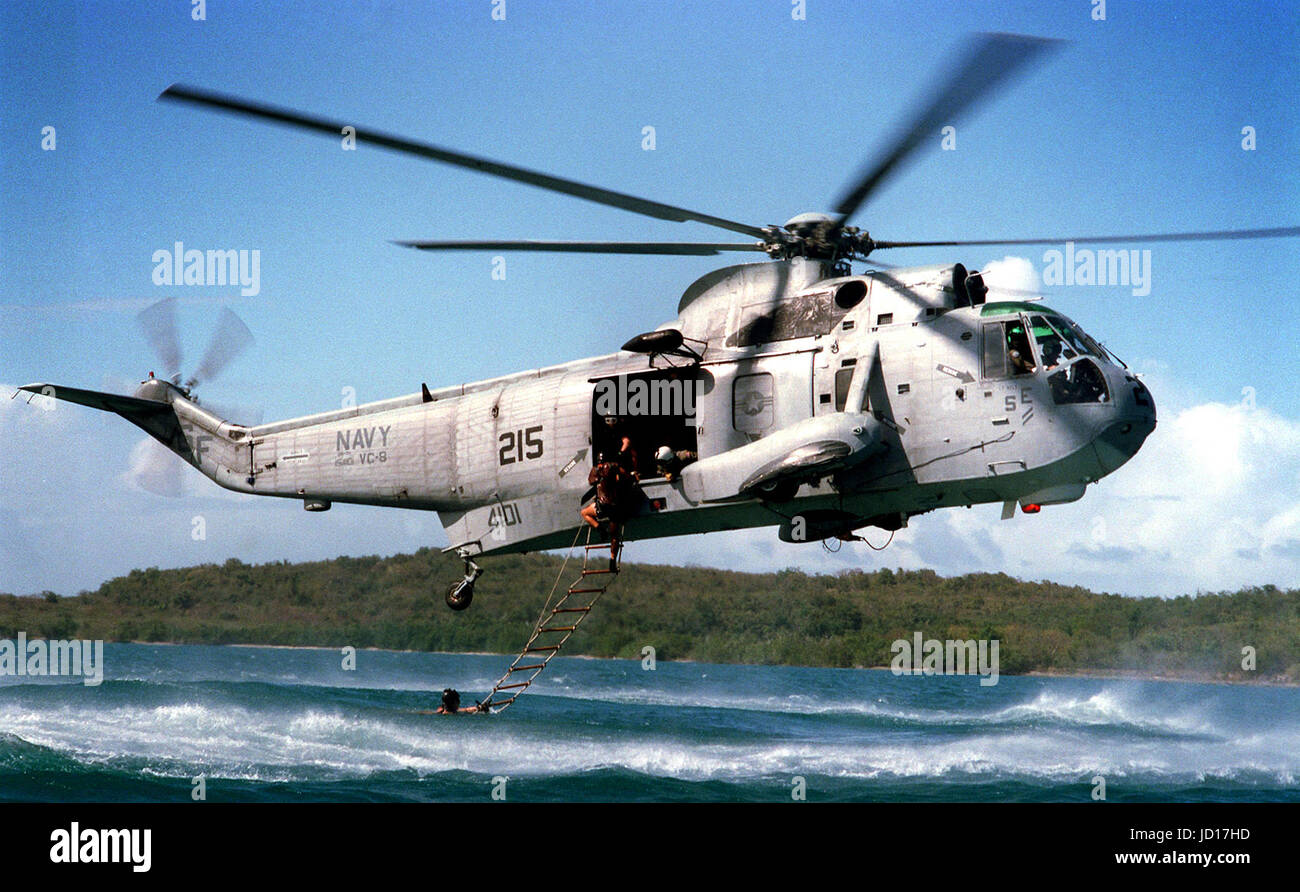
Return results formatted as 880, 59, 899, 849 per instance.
3, 549, 1297, 683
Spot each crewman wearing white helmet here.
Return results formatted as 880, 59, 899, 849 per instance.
654, 444, 697, 482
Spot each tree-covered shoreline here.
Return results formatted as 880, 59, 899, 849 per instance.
3, 549, 1297, 683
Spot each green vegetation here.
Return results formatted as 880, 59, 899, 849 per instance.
2, 550, 1297, 682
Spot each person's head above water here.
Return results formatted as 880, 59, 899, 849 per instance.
441, 688, 460, 713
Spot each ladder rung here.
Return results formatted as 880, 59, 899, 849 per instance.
480, 532, 624, 714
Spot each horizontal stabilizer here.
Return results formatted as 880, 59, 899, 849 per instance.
18, 383, 171, 418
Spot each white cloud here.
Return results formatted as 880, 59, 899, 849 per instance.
979, 255, 1041, 298
957, 392, 1300, 595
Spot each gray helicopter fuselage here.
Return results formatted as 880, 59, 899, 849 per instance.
116, 258, 1154, 558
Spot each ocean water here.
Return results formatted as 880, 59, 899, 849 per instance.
0, 643, 1296, 802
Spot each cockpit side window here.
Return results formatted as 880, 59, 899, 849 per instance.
1048, 359, 1110, 404
982, 320, 1035, 379
981, 322, 1008, 378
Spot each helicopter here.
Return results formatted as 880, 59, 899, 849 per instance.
18, 34, 1299, 612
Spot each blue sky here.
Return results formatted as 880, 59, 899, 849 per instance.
2, 0, 1298, 598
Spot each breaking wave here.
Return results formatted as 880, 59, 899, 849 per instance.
1, 646, 1297, 800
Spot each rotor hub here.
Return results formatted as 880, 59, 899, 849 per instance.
759, 214, 874, 261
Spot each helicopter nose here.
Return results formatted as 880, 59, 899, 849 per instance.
1093, 371, 1157, 473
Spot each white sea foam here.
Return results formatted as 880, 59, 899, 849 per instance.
4, 646, 1296, 791
3, 691, 1297, 787
523, 681, 1222, 740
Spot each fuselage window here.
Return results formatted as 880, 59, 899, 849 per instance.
834, 367, 854, 412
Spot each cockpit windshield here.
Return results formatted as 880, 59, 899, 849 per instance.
1029, 314, 1105, 369
1027, 314, 1114, 405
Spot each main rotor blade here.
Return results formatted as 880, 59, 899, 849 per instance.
136, 297, 183, 381
159, 84, 768, 240
831, 33, 1062, 229
393, 239, 767, 256
871, 225, 1300, 250
189, 307, 253, 388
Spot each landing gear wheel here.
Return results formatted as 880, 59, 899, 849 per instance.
445, 554, 483, 611
446, 580, 474, 611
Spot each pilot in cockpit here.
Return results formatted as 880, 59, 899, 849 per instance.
1008, 324, 1036, 374
1039, 338, 1062, 370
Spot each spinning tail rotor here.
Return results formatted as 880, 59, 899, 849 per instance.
128, 298, 259, 497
